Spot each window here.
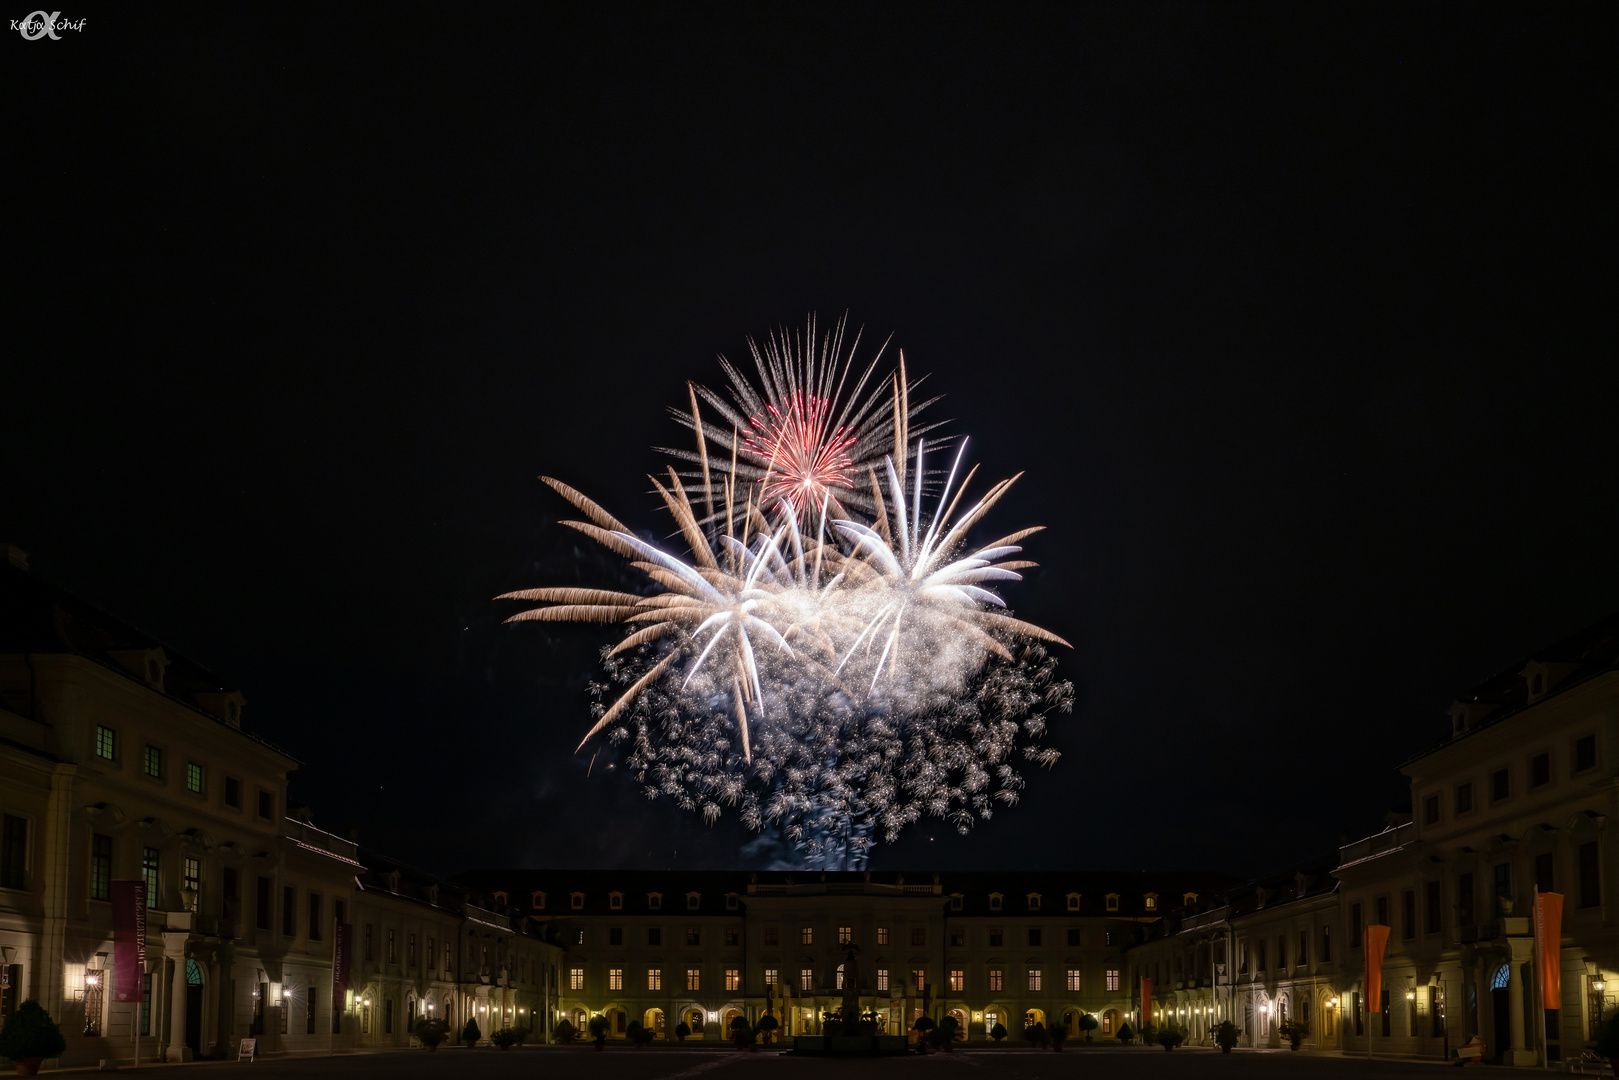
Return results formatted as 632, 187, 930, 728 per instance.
725, 969, 739, 991
989, 893, 1002, 911
407, 933, 417, 967
570, 968, 584, 990
799, 969, 813, 991
1580, 841, 1602, 908
1576, 735, 1598, 773
913, 969, 926, 992
988, 968, 1003, 991
225, 777, 241, 809
1239, 942, 1248, 973
1299, 928, 1309, 965
687, 892, 701, 910
1256, 939, 1266, 972
951, 929, 966, 947
1322, 925, 1331, 962
139, 973, 151, 1036
1455, 782, 1473, 814
1402, 890, 1416, 940
426, 935, 434, 969
876, 968, 888, 991
763, 925, 779, 946
1027, 967, 1042, 991
1067, 928, 1081, 947
838, 925, 852, 945
90, 834, 112, 901
648, 968, 663, 991
1380, 989, 1390, 1037
609, 927, 623, 946
609, 968, 623, 990
912, 927, 926, 947
876, 926, 889, 946
1277, 935, 1287, 968
1375, 895, 1389, 927
144, 745, 163, 778
648, 893, 662, 910
1531, 753, 1551, 788
0, 816, 27, 890
609, 892, 623, 910
1067, 893, 1080, 911
1422, 794, 1440, 825
950, 894, 963, 911
1491, 768, 1510, 802
801, 926, 813, 946
988, 928, 1002, 947
387, 929, 397, 964
1028, 893, 1042, 911
570, 892, 584, 910
185, 762, 204, 794
687, 968, 700, 991
257, 877, 273, 932
686, 928, 701, 947
444, 943, 451, 973
1457, 872, 1475, 924
1535, 852, 1554, 895
647, 927, 662, 946
1027, 928, 1042, 947
1144, 894, 1156, 911
94, 725, 116, 760
532, 890, 546, 910
1105, 894, 1120, 912
258, 790, 275, 820
950, 969, 965, 992
142, 847, 161, 908
764, 969, 778, 986
283, 886, 296, 936
1066, 969, 1081, 991
726, 893, 739, 910
1353, 992, 1363, 1036
1494, 863, 1512, 903
1105, 969, 1120, 991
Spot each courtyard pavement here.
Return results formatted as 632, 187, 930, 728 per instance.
45, 1044, 1570, 1078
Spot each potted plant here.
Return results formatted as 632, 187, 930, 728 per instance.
1077, 1013, 1098, 1044
461, 1016, 481, 1049
554, 1018, 579, 1044
492, 1027, 519, 1051
0, 1000, 66, 1078
514, 1026, 530, 1047
912, 1015, 935, 1054
1156, 1024, 1184, 1051
1116, 1022, 1133, 1045
1048, 1020, 1068, 1051
756, 1013, 779, 1045
1279, 1018, 1308, 1051
414, 1017, 450, 1052
1024, 1021, 1048, 1048
674, 1020, 691, 1042
989, 1021, 1007, 1043
588, 1014, 609, 1050
930, 1015, 958, 1052
731, 1018, 757, 1051
1215, 1020, 1239, 1054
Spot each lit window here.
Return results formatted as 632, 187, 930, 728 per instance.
141, 846, 160, 908
570, 968, 584, 990
725, 969, 739, 991
95, 726, 116, 760
1144, 894, 1157, 911
647, 968, 662, 991
988, 968, 1003, 991
949, 970, 964, 992
876, 927, 889, 945
182, 857, 200, 905
764, 969, 778, 986
1028, 968, 1042, 992
876, 968, 888, 991
1067, 969, 1082, 991
912, 969, 925, 992
838, 926, 852, 944
801, 926, 813, 945
185, 762, 204, 794
800, 968, 813, 991
1105, 969, 1119, 991
609, 968, 623, 990
143, 746, 162, 778
687, 968, 700, 991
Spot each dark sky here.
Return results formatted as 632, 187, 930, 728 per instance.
7, 4, 1616, 877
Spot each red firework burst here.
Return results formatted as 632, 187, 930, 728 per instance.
744, 391, 857, 513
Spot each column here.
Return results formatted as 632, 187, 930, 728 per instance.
39, 765, 78, 1016
1507, 938, 1535, 1066
164, 934, 192, 1061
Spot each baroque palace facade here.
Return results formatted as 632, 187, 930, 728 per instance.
2, 544, 1616, 1069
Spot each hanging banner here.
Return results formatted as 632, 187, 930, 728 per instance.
1141, 977, 1153, 1028
112, 880, 147, 1003
1535, 891, 1564, 1010
332, 922, 353, 1014
1365, 924, 1391, 1011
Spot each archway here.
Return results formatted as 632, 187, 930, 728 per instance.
1024, 1008, 1046, 1029
568, 1007, 586, 1034
184, 959, 204, 1055
605, 1007, 627, 1038
948, 1008, 967, 1040
722, 1008, 743, 1036
1102, 1008, 1121, 1036
984, 1008, 1005, 1038
644, 1008, 665, 1038
685, 1008, 705, 1038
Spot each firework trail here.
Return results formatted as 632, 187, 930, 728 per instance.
502, 320, 1072, 868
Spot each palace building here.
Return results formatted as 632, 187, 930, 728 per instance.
2, 543, 1615, 1068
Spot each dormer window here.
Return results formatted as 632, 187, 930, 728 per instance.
950, 893, 964, 911
110, 647, 168, 692
686, 892, 701, 910
725, 893, 739, 911
1105, 893, 1120, 912
609, 891, 623, 910
648, 892, 662, 910
1144, 893, 1158, 911
1183, 892, 1198, 906
1027, 893, 1042, 911
532, 890, 547, 910
494, 891, 508, 906
1066, 893, 1081, 912
570, 892, 584, 910
989, 892, 1003, 911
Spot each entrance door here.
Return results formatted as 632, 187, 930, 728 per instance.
185, 984, 203, 1054
1491, 988, 1510, 1064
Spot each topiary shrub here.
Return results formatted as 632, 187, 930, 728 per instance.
414, 1017, 450, 1047
675, 1020, 692, 1041
1024, 1021, 1048, 1047
462, 1016, 482, 1045
1156, 1024, 1184, 1050
554, 1018, 579, 1044
1077, 1013, 1099, 1042
1116, 1022, 1133, 1044
0, 1001, 67, 1065
1047, 1021, 1069, 1049
756, 1013, 779, 1044
587, 1014, 609, 1044
491, 1027, 519, 1049
989, 1021, 1007, 1042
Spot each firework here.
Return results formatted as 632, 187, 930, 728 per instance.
503, 323, 1072, 868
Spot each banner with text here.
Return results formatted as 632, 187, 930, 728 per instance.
332, 922, 353, 1014
1535, 890, 1564, 1010
112, 880, 147, 1002
1141, 977, 1152, 1028
1365, 924, 1391, 1011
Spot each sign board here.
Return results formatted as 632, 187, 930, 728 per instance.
332, 923, 353, 1014
112, 881, 147, 1002
238, 1037, 257, 1060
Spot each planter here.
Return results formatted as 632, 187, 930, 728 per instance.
1052, 1043, 1063, 1052
15, 1060, 45, 1078
464, 1040, 476, 1049
1290, 1043, 1301, 1052
426, 1044, 439, 1053
594, 1041, 605, 1052
1221, 1046, 1232, 1054
499, 1045, 510, 1052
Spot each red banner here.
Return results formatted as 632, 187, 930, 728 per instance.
1536, 891, 1564, 1010
332, 922, 352, 1014
1141, 977, 1152, 1028
1365, 924, 1391, 1011
112, 880, 146, 1003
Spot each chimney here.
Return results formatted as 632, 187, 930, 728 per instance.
4, 545, 28, 570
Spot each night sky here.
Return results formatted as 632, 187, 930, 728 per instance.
7, 4, 1616, 877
